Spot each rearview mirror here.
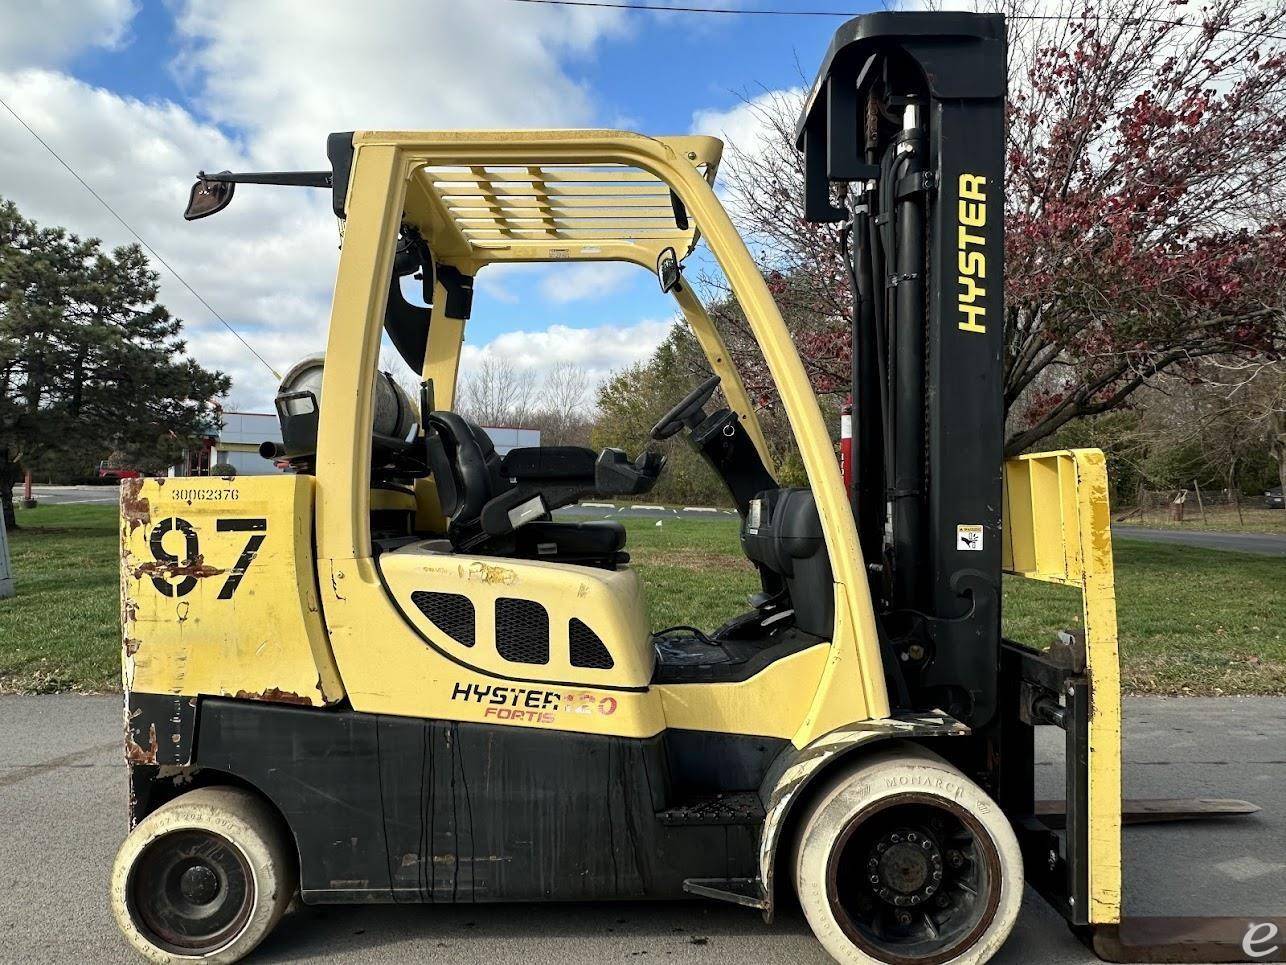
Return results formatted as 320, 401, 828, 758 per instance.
657, 247, 682, 294
184, 175, 235, 221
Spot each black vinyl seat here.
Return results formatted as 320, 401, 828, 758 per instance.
425, 411, 653, 567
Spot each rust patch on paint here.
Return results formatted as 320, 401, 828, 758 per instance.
120, 478, 151, 532
125, 723, 159, 765
124, 637, 142, 657
233, 687, 312, 706
132, 555, 224, 581
464, 561, 517, 585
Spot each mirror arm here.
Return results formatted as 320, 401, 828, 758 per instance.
196, 169, 333, 188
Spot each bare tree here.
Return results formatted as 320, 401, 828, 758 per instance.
534, 361, 593, 445
1126, 360, 1286, 501
456, 356, 535, 427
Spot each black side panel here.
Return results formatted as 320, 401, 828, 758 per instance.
374, 719, 758, 902
192, 701, 763, 904
194, 699, 392, 902
127, 691, 196, 766
664, 730, 788, 795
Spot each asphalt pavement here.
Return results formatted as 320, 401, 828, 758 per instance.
1, 695, 1282, 964
1110, 525, 1286, 556
25, 484, 120, 506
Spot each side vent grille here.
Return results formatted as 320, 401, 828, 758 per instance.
411, 591, 475, 648
496, 598, 549, 665
569, 618, 614, 670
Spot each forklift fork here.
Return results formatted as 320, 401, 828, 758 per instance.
1000, 451, 1284, 963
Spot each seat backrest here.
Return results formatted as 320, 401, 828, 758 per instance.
426, 411, 506, 531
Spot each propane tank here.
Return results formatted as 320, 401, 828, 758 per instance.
277, 353, 420, 443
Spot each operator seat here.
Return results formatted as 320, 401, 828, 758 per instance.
425, 411, 658, 567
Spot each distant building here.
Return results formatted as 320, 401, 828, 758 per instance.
175, 412, 539, 476
480, 425, 542, 455
210, 411, 281, 476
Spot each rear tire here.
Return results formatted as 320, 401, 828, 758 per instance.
111, 786, 296, 964
793, 743, 1023, 965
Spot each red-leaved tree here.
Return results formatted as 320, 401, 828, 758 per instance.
700, 0, 1286, 456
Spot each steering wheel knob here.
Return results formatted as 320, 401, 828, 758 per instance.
650, 374, 722, 441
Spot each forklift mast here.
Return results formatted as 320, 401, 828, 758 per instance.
797, 12, 1007, 728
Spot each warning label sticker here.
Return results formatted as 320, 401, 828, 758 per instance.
956, 524, 984, 551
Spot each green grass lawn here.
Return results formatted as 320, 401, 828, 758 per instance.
2, 505, 1282, 696
1, 504, 120, 693
1004, 538, 1285, 696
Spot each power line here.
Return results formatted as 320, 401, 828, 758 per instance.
0, 93, 282, 381
510, 0, 844, 14
502, 0, 1286, 42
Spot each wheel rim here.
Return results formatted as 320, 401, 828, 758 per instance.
825, 793, 1003, 965
129, 829, 256, 955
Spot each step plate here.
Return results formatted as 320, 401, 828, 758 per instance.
657, 791, 765, 827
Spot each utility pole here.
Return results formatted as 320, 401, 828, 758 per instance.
0, 447, 13, 598
0, 506, 13, 599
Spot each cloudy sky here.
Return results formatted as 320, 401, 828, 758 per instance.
0, 0, 880, 411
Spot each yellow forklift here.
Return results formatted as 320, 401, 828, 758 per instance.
112, 12, 1278, 964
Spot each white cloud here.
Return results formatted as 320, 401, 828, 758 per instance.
0, 1, 637, 411
538, 261, 640, 303
0, 0, 137, 68
460, 318, 674, 396
171, 0, 632, 165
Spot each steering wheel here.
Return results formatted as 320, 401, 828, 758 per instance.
651, 374, 721, 440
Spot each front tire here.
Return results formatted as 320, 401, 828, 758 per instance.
793, 743, 1023, 965
111, 787, 296, 963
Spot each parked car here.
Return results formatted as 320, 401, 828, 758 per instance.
1267, 486, 1284, 509
96, 460, 142, 483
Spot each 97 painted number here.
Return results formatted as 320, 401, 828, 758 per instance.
147, 516, 267, 599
